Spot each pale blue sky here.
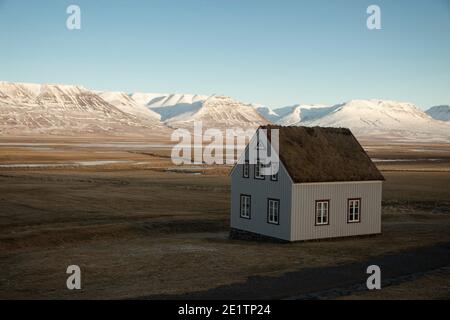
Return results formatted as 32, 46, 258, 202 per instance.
1, 0, 449, 109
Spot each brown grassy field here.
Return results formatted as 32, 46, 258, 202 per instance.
0, 139, 449, 299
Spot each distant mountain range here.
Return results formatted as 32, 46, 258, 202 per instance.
255, 100, 450, 142
0, 81, 448, 142
129, 93, 267, 129
0, 82, 168, 137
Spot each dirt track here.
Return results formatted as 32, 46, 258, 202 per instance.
141, 242, 450, 299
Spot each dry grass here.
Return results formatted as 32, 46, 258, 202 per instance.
0, 138, 449, 299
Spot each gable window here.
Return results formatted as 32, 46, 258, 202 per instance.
315, 200, 329, 226
256, 130, 265, 150
267, 198, 280, 225
243, 160, 250, 178
240, 194, 251, 219
270, 163, 279, 181
348, 198, 361, 223
254, 161, 265, 180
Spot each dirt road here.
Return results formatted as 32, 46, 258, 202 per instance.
141, 242, 450, 299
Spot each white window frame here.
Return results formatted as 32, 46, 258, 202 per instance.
270, 163, 278, 181
254, 161, 264, 180
267, 198, 280, 225
240, 194, 251, 219
243, 160, 249, 178
348, 198, 361, 223
315, 200, 329, 226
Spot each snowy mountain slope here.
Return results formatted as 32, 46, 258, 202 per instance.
98, 91, 162, 121
1, 81, 448, 142
166, 95, 270, 129
425, 105, 450, 122
254, 106, 280, 123
129, 92, 167, 107
147, 93, 208, 109
141, 93, 209, 121
0, 82, 167, 136
302, 100, 450, 141
274, 104, 336, 126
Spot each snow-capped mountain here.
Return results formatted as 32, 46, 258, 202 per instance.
0, 81, 269, 136
98, 91, 161, 121
165, 95, 270, 129
301, 100, 450, 141
129, 92, 167, 107
130, 92, 268, 129
254, 106, 280, 123
145, 93, 209, 121
0, 81, 448, 142
426, 105, 450, 122
273, 104, 336, 126
0, 81, 167, 136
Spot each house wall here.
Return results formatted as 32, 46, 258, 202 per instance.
290, 181, 382, 241
230, 161, 292, 241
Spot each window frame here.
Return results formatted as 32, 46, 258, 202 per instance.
242, 160, 250, 178
256, 130, 265, 150
254, 160, 265, 180
347, 198, 361, 223
239, 194, 251, 219
267, 198, 280, 225
270, 163, 279, 181
315, 200, 330, 226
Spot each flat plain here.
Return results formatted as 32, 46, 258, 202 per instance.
0, 138, 449, 299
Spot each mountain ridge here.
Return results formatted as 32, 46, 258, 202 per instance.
426, 105, 450, 122
0, 81, 448, 142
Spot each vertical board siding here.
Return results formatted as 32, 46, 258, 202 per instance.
291, 181, 382, 241
230, 161, 292, 241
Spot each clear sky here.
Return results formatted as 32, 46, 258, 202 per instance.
1, 0, 449, 109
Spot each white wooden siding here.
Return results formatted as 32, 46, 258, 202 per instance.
230, 158, 292, 241
290, 181, 382, 241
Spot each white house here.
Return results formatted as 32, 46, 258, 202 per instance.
229, 125, 384, 242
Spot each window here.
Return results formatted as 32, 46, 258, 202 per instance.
243, 160, 249, 178
315, 200, 329, 226
348, 198, 361, 223
254, 161, 265, 180
240, 194, 251, 219
270, 163, 278, 181
267, 198, 280, 225
256, 130, 265, 150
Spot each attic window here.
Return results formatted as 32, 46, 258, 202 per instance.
256, 140, 265, 150
270, 163, 279, 181
254, 161, 264, 180
315, 200, 329, 226
256, 130, 265, 150
348, 198, 361, 223
243, 160, 249, 178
